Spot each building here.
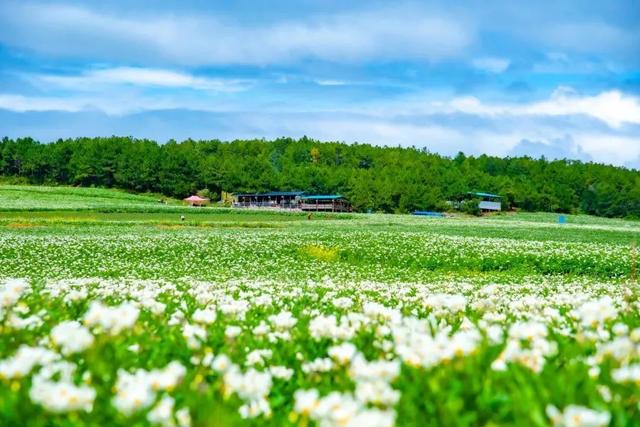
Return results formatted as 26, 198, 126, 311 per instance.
233, 191, 352, 212
448, 192, 502, 212
300, 195, 351, 212
470, 192, 502, 212
233, 191, 304, 209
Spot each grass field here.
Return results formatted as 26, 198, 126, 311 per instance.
0, 186, 639, 426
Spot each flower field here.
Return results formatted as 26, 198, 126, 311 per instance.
0, 192, 639, 426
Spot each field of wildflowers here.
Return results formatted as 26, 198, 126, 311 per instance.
0, 190, 639, 426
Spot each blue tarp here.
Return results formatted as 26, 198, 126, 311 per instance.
413, 211, 446, 217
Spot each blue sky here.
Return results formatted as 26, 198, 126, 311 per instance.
0, 0, 639, 166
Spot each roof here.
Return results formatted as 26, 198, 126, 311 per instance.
235, 191, 305, 197
467, 192, 502, 199
184, 195, 209, 201
301, 194, 346, 200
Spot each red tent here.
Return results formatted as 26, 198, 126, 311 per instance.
183, 195, 209, 206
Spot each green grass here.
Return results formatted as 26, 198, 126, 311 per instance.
0, 186, 637, 282
0, 185, 179, 211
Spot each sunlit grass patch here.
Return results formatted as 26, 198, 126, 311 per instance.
299, 244, 340, 262
6, 222, 38, 228
157, 224, 186, 230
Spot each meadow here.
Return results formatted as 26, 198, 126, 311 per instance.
0, 186, 639, 427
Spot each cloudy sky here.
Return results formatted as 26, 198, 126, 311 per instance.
0, 1, 639, 166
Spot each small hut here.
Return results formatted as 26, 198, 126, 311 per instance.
184, 195, 209, 207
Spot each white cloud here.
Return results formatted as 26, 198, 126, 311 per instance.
3, 86, 639, 130
0, 92, 217, 115
441, 89, 640, 128
0, 2, 473, 66
577, 134, 640, 165
315, 80, 347, 86
527, 90, 640, 128
27, 67, 251, 92
0, 94, 85, 113
472, 57, 510, 73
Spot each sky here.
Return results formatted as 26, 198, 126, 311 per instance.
0, 0, 639, 167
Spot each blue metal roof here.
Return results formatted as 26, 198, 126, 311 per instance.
467, 192, 502, 199
236, 191, 305, 197
301, 194, 346, 200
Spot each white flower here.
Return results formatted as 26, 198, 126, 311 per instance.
66, 288, 88, 302
611, 364, 640, 384
112, 370, 156, 415
328, 342, 358, 365
313, 392, 361, 426
294, 389, 319, 415
0, 278, 28, 309
302, 357, 334, 374
0, 345, 59, 379
83, 301, 139, 335
225, 325, 242, 339
182, 324, 207, 350
349, 357, 401, 383
30, 377, 96, 413
147, 395, 175, 427
492, 321, 555, 373
238, 398, 271, 419
168, 310, 185, 326
424, 294, 467, 314
212, 354, 232, 373
223, 368, 272, 418
268, 311, 297, 330
219, 299, 249, 319
269, 365, 294, 380
252, 321, 270, 336
8, 313, 43, 330
246, 349, 272, 367
192, 308, 217, 325
141, 297, 166, 316
572, 297, 618, 328
546, 404, 611, 427
51, 321, 94, 355
355, 380, 400, 406
113, 362, 186, 416
148, 361, 187, 391
348, 408, 395, 427
176, 408, 191, 427
333, 297, 354, 309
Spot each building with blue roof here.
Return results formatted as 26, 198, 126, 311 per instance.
234, 191, 305, 209
233, 191, 351, 212
449, 192, 503, 212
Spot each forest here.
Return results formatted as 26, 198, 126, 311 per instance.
1, 136, 639, 217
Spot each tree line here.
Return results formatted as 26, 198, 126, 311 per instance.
1, 136, 639, 217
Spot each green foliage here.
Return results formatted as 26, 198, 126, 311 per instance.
1, 136, 639, 217
0, 208, 639, 425
460, 199, 481, 216
0, 208, 638, 281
